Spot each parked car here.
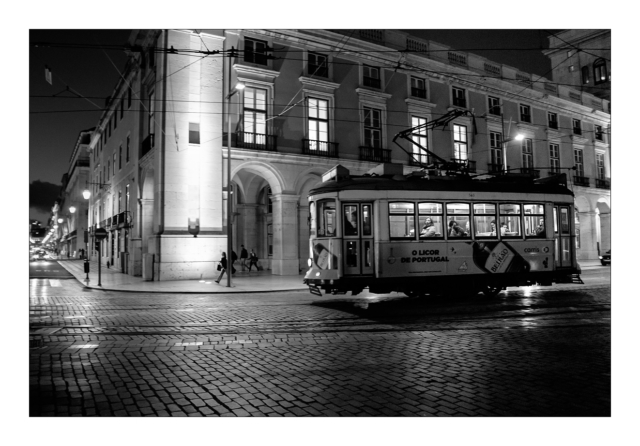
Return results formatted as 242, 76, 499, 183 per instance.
31, 250, 48, 261
599, 250, 611, 266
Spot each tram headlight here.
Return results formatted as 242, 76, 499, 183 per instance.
308, 257, 313, 267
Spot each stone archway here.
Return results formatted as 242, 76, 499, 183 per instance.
596, 198, 611, 255
136, 166, 155, 278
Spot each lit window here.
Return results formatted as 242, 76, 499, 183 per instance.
411, 116, 428, 165
418, 203, 443, 239
308, 98, 329, 152
593, 58, 608, 84
389, 202, 415, 239
453, 124, 467, 160
446, 203, 470, 238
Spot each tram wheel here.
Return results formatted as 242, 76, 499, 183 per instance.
483, 285, 503, 298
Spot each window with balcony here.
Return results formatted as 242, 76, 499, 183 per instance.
548, 112, 558, 129
308, 52, 328, 78
242, 86, 268, 146
244, 38, 269, 65
593, 58, 608, 84
363, 65, 381, 89
573, 119, 582, 135
488, 96, 501, 116
452, 87, 466, 108
489, 131, 503, 172
411, 116, 429, 165
410, 77, 426, 99
595, 125, 604, 141
519, 104, 531, 123
521, 138, 533, 169
574, 148, 584, 176
596, 152, 606, 180
363, 107, 381, 148
453, 124, 468, 161
549, 143, 560, 174
307, 98, 329, 153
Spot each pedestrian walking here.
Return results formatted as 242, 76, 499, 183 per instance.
214, 252, 236, 283
240, 245, 248, 270
247, 249, 259, 271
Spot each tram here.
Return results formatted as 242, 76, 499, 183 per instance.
303, 163, 582, 297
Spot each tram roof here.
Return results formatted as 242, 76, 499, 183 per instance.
310, 173, 574, 197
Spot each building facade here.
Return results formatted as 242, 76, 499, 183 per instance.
83, 29, 611, 280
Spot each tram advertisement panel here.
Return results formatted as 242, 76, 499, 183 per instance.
380, 240, 553, 277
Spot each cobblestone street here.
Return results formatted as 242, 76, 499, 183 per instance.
29, 275, 611, 417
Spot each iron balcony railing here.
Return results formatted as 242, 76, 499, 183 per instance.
141, 133, 154, 158
235, 131, 277, 151
363, 76, 381, 89
410, 87, 427, 99
520, 167, 540, 179
595, 178, 610, 189
574, 175, 590, 187
573, 127, 582, 136
548, 121, 559, 129
450, 158, 476, 173
302, 139, 339, 157
359, 146, 391, 163
488, 163, 506, 175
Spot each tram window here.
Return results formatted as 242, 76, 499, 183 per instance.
473, 203, 497, 237
560, 208, 570, 234
344, 205, 358, 236
317, 199, 336, 236
499, 204, 522, 237
446, 203, 470, 238
418, 202, 443, 238
362, 204, 372, 236
524, 204, 545, 237
309, 202, 316, 235
389, 202, 415, 239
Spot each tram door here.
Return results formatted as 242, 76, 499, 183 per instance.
342, 203, 374, 276
553, 205, 573, 268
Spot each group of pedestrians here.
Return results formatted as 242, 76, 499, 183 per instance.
215, 245, 260, 283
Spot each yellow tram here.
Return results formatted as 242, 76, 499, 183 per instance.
303, 163, 581, 297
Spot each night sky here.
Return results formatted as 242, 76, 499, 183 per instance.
28, 29, 558, 224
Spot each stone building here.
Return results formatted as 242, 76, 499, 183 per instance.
84, 29, 611, 280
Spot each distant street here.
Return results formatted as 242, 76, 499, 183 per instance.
29, 260, 74, 279
30, 263, 610, 416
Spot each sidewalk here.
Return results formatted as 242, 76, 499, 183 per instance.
56, 259, 308, 294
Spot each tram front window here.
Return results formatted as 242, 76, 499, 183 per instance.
317, 199, 336, 236
389, 202, 415, 239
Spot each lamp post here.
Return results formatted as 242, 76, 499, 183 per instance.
225, 46, 245, 288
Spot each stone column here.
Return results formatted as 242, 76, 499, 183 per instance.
271, 193, 300, 275
237, 204, 260, 254
599, 212, 611, 253
577, 210, 598, 260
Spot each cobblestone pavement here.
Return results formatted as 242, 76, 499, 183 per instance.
29, 278, 611, 417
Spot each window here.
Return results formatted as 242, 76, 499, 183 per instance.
308, 52, 328, 77
548, 112, 558, 129
148, 91, 155, 143
245, 38, 269, 65
574, 148, 584, 176
499, 204, 521, 237
243, 87, 267, 144
119, 145, 122, 170
126, 136, 130, 163
343, 205, 359, 236
572, 119, 582, 135
453, 124, 468, 160
596, 152, 606, 180
316, 199, 336, 237
519, 104, 531, 123
581, 66, 591, 84
489, 131, 503, 167
308, 98, 329, 151
113, 153, 116, 176
593, 58, 608, 84
473, 203, 496, 238
411, 116, 429, 165
114, 111, 117, 129
418, 203, 443, 239
549, 143, 560, 174
524, 204, 545, 237
363, 65, 381, 89
107, 161, 110, 179
189, 122, 200, 144
118, 190, 122, 213
389, 202, 415, 239
521, 138, 533, 169
452, 87, 466, 108
120, 98, 124, 120
108, 119, 111, 137
446, 203, 470, 238
410, 77, 426, 99
363, 107, 382, 148
488, 96, 501, 115
595, 125, 604, 141
127, 87, 132, 108
125, 184, 130, 211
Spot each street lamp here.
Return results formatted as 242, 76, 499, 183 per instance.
82, 182, 110, 200
502, 133, 524, 173
225, 46, 245, 288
